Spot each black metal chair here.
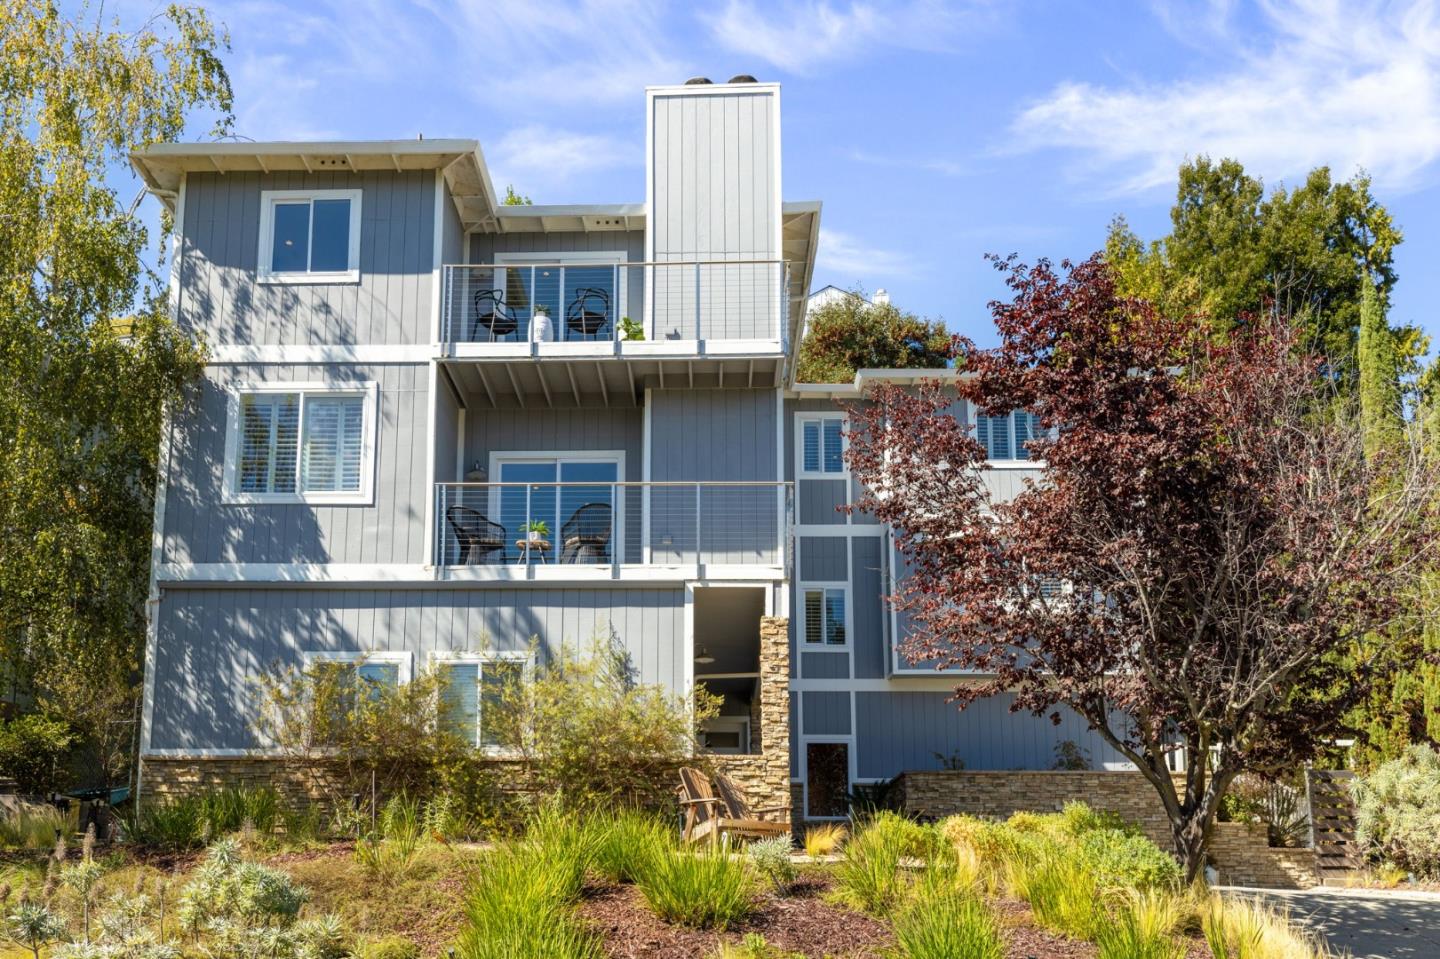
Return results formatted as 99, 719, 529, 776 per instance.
559, 503, 612, 564
471, 289, 519, 342
445, 505, 506, 564
565, 287, 611, 339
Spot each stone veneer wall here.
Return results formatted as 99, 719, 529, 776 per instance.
143, 618, 796, 821
895, 770, 1318, 889
711, 616, 792, 817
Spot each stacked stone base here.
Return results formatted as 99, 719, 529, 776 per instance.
895, 770, 1318, 889
711, 616, 791, 817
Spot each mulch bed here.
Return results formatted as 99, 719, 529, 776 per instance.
578, 874, 894, 958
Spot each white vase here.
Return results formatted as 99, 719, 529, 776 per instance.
531, 312, 554, 342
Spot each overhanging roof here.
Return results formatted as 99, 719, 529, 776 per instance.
130, 138, 498, 226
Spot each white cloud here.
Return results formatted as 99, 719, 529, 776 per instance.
488, 125, 634, 192
1010, 0, 1440, 195
848, 148, 967, 177
702, 0, 999, 75
816, 227, 915, 281
436, 0, 690, 103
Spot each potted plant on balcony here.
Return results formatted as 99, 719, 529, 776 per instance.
530, 304, 554, 342
618, 315, 645, 341
523, 519, 550, 543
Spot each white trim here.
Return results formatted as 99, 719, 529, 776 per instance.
428, 649, 531, 756
455, 406, 467, 483
798, 582, 851, 651
166, 175, 187, 317
699, 715, 751, 755
423, 362, 438, 569
430, 169, 445, 345
684, 581, 696, 701
794, 411, 848, 479
303, 649, 413, 684
487, 449, 627, 556
642, 388, 653, 564
792, 524, 886, 538
257, 188, 363, 284
221, 380, 379, 506
155, 561, 787, 586
790, 676, 992, 692
491, 251, 629, 343
143, 749, 281, 759
208, 344, 434, 365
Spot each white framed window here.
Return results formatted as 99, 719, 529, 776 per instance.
974, 409, 1045, 463
487, 451, 625, 562
431, 652, 530, 755
800, 584, 849, 647
258, 189, 362, 283
699, 716, 751, 755
302, 650, 412, 686
223, 381, 378, 505
798, 414, 846, 477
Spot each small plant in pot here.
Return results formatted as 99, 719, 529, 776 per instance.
524, 520, 550, 543
619, 315, 644, 341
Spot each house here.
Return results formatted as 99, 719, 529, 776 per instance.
130, 78, 1123, 822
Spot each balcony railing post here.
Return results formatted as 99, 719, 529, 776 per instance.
694, 262, 702, 342
694, 482, 702, 568
525, 484, 533, 566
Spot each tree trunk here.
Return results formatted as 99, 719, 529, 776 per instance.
1172, 813, 1210, 885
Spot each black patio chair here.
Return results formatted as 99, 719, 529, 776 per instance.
559, 502, 612, 563
445, 505, 506, 564
565, 287, 611, 339
471, 289, 519, 342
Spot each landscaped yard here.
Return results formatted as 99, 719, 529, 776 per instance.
0, 791, 1337, 958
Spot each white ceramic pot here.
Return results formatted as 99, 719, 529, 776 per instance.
527, 530, 543, 543
531, 312, 554, 342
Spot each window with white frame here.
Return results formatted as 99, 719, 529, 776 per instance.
974, 410, 1044, 461
302, 651, 409, 741
801, 585, 848, 646
224, 383, 376, 504
258, 189, 362, 282
799, 416, 845, 476
435, 655, 527, 752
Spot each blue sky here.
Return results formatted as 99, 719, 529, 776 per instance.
126, 0, 1440, 355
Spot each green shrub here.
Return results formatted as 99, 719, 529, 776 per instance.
834, 821, 906, 915
594, 810, 672, 885
1006, 848, 1100, 939
1059, 801, 1137, 838
747, 835, 796, 894
1354, 744, 1440, 879
636, 843, 752, 929
0, 802, 73, 850
177, 838, 310, 931
457, 841, 602, 959
0, 715, 76, 795
487, 635, 720, 812
1078, 829, 1183, 890
714, 932, 805, 958
891, 892, 1004, 959
1095, 890, 1184, 959
131, 795, 207, 849
200, 785, 281, 835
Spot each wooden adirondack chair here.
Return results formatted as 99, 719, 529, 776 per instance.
676, 767, 790, 845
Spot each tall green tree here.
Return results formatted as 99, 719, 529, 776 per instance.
1357, 279, 1403, 457
796, 290, 951, 384
0, 1, 231, 785
1106, 158, 1420, 381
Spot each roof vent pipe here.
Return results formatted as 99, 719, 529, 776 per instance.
684, 76, 713, 85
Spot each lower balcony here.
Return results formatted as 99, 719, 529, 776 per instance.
434, 481, 792, 581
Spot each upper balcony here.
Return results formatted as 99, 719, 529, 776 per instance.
440, 260, 789, 360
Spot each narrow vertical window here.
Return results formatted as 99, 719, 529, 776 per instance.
803, 586, 848, 645
800, 417, 845, 475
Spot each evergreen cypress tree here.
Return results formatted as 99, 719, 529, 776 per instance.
1356, 279, 1402, 458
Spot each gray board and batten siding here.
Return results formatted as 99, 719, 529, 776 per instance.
162, 363, 430, 567
177, 171, 437, 347
148, 587, 687, 752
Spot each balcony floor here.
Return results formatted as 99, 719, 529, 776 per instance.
440, 354, 784, 408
